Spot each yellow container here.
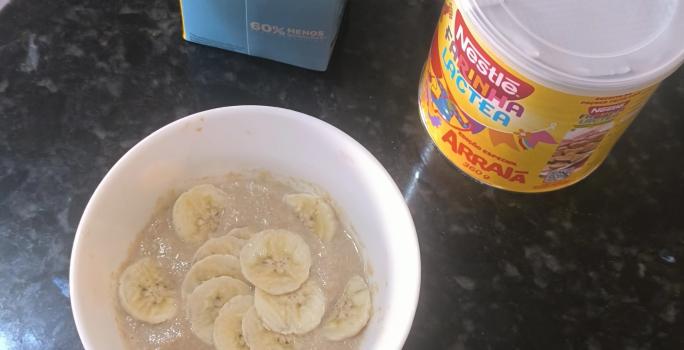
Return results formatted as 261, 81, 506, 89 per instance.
419, 0, 684, 192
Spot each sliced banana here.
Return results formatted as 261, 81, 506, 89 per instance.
240, 229, 312, 295
193, 233, 246, 263
255, 279, 326, 335
229, 226, 257, 241
283, 193, 337, 242
118, 257, 177, 324
322, 275, 372, 341
242, 307, 297, 350
187, 276, 251, 345
173, 184, 228, 243
213, 295, 254, 350
182, 255, 246, 299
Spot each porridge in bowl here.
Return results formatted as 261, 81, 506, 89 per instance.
115, 173, 372, 349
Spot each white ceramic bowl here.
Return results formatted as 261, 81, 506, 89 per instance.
70, 106, 421, 349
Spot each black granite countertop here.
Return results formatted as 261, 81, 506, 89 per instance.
1, 0, 683, 349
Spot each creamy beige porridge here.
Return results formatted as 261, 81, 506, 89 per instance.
115, 173, 371, 350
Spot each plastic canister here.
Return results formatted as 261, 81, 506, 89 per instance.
418, 0, 684, 192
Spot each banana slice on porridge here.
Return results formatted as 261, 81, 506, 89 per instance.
173, 184, 228, 243
187, 276, 251, 344
240, 229, 311, 295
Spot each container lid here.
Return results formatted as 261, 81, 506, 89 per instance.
461, 0, 684, 94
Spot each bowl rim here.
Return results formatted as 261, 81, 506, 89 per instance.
69, 105, 421, 349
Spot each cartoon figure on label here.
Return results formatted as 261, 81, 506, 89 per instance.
429, 75, 471, 130
422, 74, 442, 127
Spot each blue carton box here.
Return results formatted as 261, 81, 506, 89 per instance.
179, 0, 346, 71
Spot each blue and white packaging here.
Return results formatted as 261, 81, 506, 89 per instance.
179, 0, 346, 71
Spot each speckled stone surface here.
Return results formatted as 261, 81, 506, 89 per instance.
1, 0, 683, 349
